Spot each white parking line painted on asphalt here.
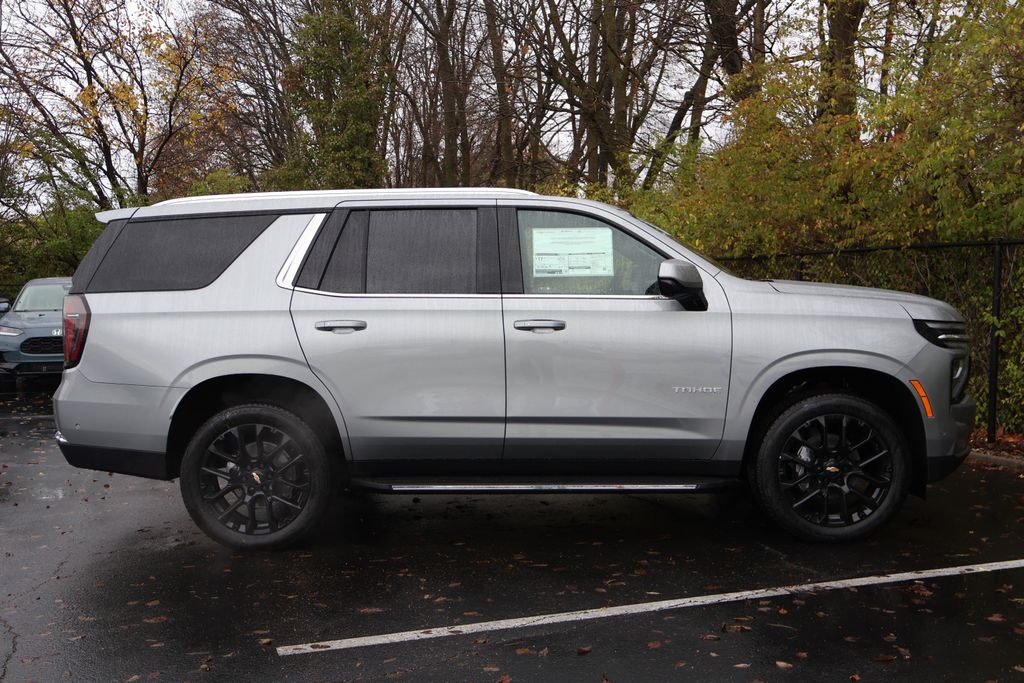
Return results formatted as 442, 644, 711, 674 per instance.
276, 557, 1024, 656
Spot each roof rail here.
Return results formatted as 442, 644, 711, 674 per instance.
154, 187, 538, 207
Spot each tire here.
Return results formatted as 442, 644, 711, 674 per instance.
748, 393, 910, 542
180, 403, 332, 550
0, 376, 15, 394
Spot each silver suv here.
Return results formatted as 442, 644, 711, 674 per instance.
54, 189, 975, 549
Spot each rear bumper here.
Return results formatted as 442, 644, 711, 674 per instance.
926, 396, 975, 483
56, 431, 175, 480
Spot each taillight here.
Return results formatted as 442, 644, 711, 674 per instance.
63, 294, 90, 369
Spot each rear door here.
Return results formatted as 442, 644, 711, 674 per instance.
290, 201, 505, 476
498, 203, 732, 474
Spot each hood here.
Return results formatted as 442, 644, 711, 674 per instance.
0, 309, 64, 331
768, 280, 963, 321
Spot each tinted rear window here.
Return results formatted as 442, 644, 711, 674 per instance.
316, 209, 482, 294
71, 218, 128, 294
86, 214, 277, 292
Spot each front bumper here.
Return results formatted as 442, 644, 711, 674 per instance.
0, 360, 64, 377
926, 396, 976, 483
56, 431, 175, 480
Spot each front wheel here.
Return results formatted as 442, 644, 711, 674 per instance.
180, 403, 332, 550
749, 393, 910, 542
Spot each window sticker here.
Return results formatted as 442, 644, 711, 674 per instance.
530, 227, 614, 277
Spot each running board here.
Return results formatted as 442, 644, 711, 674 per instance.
349, 476, 737, 494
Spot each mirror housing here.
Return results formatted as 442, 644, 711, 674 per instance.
0, 299, 8, 315
658, 259, 707, 311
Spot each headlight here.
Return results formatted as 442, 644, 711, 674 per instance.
951, 355, 969, 403
913, 319, 970, 349
0, 325, 23, 336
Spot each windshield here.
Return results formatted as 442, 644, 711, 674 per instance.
13, 282, 70, 312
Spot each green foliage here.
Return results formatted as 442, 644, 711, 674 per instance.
1, 193, 105, 286
187, 169, 249, 196
632, 0, 1023, 258
285, 0, 387, 189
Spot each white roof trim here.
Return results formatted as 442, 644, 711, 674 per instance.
95, 208, 138, 223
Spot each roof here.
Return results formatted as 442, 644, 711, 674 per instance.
96, 188, 539, 223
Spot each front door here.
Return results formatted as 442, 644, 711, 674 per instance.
500, 207, 732, 474
290, 204, 505, 476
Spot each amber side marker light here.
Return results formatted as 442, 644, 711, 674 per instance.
909, 380, 934, 418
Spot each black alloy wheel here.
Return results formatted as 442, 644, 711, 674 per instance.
198, 423, 311, 535
779, 414, 893, 527
750, 393, 909, 541
180, 404, 331, 549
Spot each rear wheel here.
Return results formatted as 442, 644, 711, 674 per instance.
749, 393, 909, 542
180, 403, 331, 550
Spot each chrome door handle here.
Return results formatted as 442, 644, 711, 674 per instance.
315, 320, 367, 334
513, 319, 566, 333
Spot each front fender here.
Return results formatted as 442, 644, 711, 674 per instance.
715, 350, 919, 463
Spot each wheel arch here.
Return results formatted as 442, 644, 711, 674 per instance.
166, 373, 347, 480
740, 366, 928, 497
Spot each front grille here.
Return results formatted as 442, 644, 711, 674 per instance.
21, 337, 63, 355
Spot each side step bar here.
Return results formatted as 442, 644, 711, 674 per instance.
349, 477, 738, 494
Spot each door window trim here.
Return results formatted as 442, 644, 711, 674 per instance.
277, 213, 328, 290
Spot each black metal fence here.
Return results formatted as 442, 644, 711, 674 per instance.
719, 239, 1024, 440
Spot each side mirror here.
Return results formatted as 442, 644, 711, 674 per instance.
658, 259, 707, 311
0, 299, 9, 314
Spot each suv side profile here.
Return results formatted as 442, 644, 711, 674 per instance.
55, 189, 975, 549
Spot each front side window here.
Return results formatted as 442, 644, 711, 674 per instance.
518, 210, 664, 295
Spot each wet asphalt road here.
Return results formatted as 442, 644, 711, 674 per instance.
1, 382, 1023, 682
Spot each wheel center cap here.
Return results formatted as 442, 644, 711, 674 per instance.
250, 470, 264, 485
823, 462, 842, 477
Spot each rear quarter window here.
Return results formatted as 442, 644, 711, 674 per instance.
85, 214, 278, 293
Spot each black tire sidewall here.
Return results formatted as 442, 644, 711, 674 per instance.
180, 403, 331, 550
753, 393, 910, 542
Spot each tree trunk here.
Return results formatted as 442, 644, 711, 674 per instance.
483, 0, 515, 187
818, 0, 868, 118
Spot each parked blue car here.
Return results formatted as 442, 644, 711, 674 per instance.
0, 277, 71, 388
